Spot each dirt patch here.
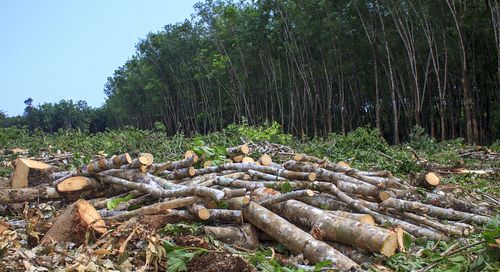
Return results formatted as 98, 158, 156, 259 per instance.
173, 235, 209, 249
187, 252, 255, 272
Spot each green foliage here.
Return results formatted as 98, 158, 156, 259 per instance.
106, 194, 135, 210
160, 222, 203, 236
162, 240, 207, 272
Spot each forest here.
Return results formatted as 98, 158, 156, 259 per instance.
1, 0, 499, 145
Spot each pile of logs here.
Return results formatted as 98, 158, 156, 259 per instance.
0, 144, 495, 270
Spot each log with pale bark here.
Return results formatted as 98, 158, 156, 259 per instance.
252, 188, 398, 256
227, 197, 358, 269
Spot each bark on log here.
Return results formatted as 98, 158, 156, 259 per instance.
12, 158, 53, 188
106, 197, 201, 221
293, 154, 327, 164
222, 188, 247, 199
188, 203, 211, 220
164, 167, 196, 180
355, 198, 449, 240
380, 198, 491, 225
227, 197, 358, 269
206, 209, 244, 224
150, 156, 196, 174
252, 188, 398, 256
298, 193, 352, 212
220, 163, 316, 181
328, 210, 376, 226
204, 224, 259, 249
247, 169, 286, 181
388, 209, 471, 236
85, 153, 132, 174
42, 199, 106, 245
259, 190, 315, 207
97, 174, 224, 200
0, 187, 62, 204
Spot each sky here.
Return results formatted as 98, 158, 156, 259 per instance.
0, 0, 199, 116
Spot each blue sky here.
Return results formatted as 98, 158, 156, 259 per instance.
0, 0, 199, 116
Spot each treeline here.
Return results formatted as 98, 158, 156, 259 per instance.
6, 0, 500, 144
1, 99, 109, 133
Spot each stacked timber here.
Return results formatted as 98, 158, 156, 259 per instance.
0, 146, 495, 271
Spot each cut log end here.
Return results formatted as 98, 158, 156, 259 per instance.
56, 176, 94, 193
240, 144, 250, 155
259, 154, 272, 166
378, 191, 393, 202
232, 155, 244, 163
418, 172, 440, 189
359, 214, 376, 226
337, 161, 350, 168
188, 167, 196, 176
197, 208, 211, 220
242, 157, 255, 164
425, 172, 440, 186
141, 153, 154, 165
184, 150, 199, 163
308, 172, 317, 181
203, 161, 213, 168
380, 230, 398, 257
293, 154, 305, 161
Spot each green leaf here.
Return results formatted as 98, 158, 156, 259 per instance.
167, 256, 187, 272
280, 182, 292, 193
107, 194, 134, 210
314, 260, 333, 271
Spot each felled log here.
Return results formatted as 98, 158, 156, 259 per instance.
259, 190, 315, 207
56, 176, 98, 194
11, 158, 53, 188
188, 203, 211, 220
226, 144, 250, 157
354, 198, 449, 241
247, 169, 286, 181
293, 153, 327, 164
220, 163, 316, 181
204, 224, 259, 249
298, 193, 352, 212
227, 197, 358, 269
97, 174, 224, 200
222, 188, 247, 199
387, 209, 471, 236
150, 156, 196, 174
85, 153, 132, 174
206, 209, 244, 224
417, 172, 440, 189
42, 199, 106, 245
252, 188, 398, 256
329, 210, 376, 226
106, 196, 201, 221
0, 187, 62, 204
164, 167, 196, 180
380, 198, 491, 225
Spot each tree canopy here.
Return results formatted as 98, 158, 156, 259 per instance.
6, 0, 500, 144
